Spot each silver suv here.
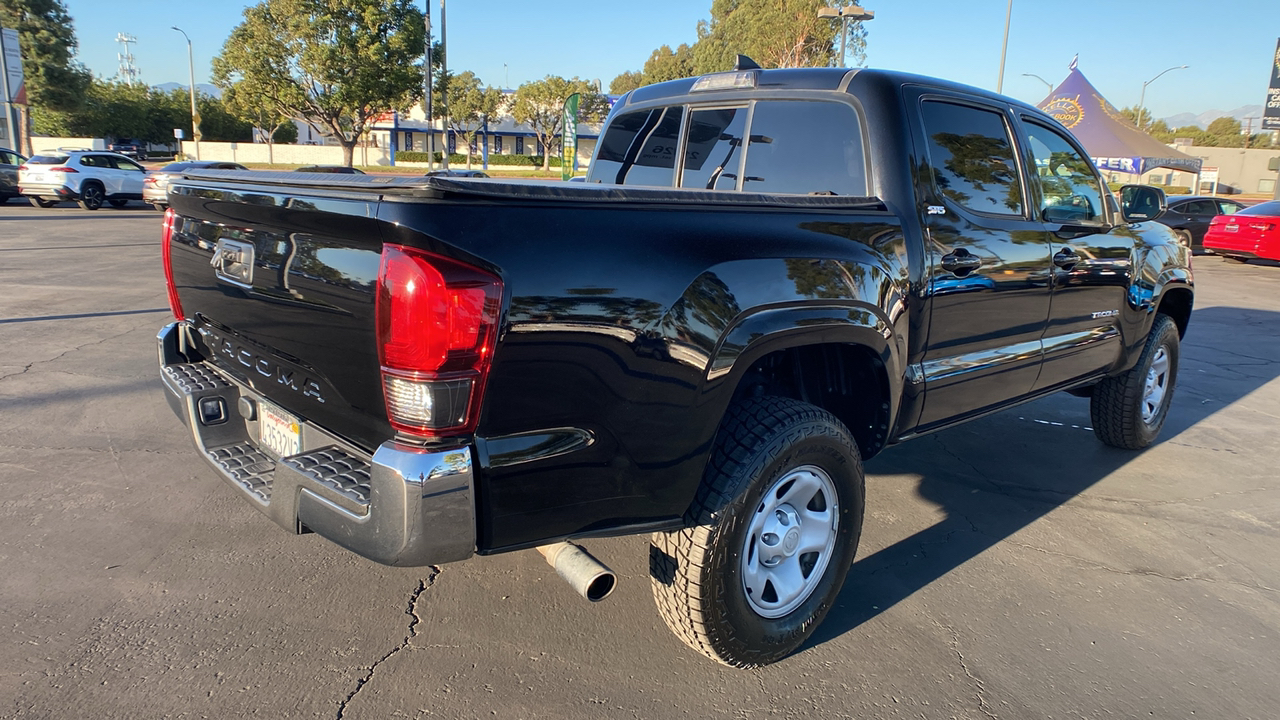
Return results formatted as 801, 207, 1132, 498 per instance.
18, 149, 147, 210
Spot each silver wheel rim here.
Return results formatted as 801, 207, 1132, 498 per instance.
1142, 346, 1170, 425
741, 465, 839, 619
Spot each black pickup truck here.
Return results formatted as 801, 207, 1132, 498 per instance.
157, 66, 1190, 667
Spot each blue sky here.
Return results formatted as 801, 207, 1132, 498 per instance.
62, 0, 1278, 121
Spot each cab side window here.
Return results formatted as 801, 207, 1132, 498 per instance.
920, 100, 1023, 216
1019, 120, 1106, 224
741, 101, 867, 196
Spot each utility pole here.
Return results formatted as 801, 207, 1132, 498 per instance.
424, 1, 433, 170
440, 0, 449, 169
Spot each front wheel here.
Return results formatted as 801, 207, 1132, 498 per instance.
29, 196, 56, 208
1091, 314, 1180, 449
650, 396, 864, 667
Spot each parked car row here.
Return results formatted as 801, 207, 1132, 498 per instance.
5, 151, 507, 211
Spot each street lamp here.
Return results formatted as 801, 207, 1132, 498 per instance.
172, 26, 199, 160
1137, 65, 1188, 132
818, 5, 875, 68
1022, 73, 1052, 93
996, 0, 1013, 93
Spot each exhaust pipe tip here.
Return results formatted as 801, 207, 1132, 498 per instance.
537, 541, 617, 602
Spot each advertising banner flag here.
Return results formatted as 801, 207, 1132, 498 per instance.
561, 93, 580, 182
1263, 38, 1280, 131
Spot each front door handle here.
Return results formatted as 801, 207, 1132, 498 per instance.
1053, 248, 1079, 269
940, 251, 982, 275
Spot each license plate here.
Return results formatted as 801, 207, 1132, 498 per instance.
258, 401, 301, 459
1225, 224, 1238, 233
27, 173, 44, 182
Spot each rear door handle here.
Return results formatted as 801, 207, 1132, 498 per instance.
940, 251, 982, 275
1053, 248, 1079, 269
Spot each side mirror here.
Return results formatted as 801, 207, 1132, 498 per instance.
1119, 184, 1166, 223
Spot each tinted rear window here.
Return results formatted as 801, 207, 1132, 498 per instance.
1239, 201, 1280, 216
593, 106, 683, 187
161, 162, 193, 172
29, 155, 69, 165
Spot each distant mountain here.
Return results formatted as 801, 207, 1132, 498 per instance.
1161, 105, 1265, 130
154, 82, 222, 98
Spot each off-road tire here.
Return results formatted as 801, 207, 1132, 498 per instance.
29, 196, 56, 208
77, 183, 104, 211
1091, 314, 1179, 449
649, 396, 865, 667
107, 198, 129, 208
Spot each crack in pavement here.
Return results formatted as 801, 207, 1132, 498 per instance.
0, 324, 155, 383
937, 620, 999, 720
335, 566, 441, 719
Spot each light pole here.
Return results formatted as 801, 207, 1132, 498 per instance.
172, 26, 199, 160
996, 0, 1013, 93
1137, 65, 1187, 132
1022, 73, 1052, 95
817, 5, 874, 68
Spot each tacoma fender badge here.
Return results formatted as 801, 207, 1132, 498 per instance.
1091, 309, 1119, 319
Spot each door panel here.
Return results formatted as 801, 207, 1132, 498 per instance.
1017, 119, 1132, 389
911, 94, 1053, 428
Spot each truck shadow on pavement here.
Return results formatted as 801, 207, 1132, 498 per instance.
806, 305, 1280, 649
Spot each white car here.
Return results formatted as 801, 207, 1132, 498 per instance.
19, 149, 147, 210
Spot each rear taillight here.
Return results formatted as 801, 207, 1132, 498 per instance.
144, 176, 157, 185
376, 244, 502, 438
17, 164, 26, 171
47, 166, 78, 173
161, 208, 184, 320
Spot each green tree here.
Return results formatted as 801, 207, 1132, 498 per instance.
212, 0, 425, 166
511, 75, 609, 171
609, 71, 645, 95
1, 0, 92, 153
216, 69, 298, 162
691, 0, 869, 73
437, 71, 504, 168
1119, 105, 1152, 130
643, 44, 696, 84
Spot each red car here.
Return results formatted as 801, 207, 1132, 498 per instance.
1203, 200, 1280, 262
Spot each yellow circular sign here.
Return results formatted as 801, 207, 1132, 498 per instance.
1044, 97, 1084, 129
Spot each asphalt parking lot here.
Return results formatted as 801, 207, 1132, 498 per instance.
2, 201, 1278, 719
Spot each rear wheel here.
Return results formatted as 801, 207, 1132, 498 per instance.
1091, 314, 1179, 450
77, 183, 104, 211
650, 396, 864, 667
29, 196, 56, 208
1174, 229, 1192, 250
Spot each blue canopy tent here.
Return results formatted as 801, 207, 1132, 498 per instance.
1037, 66, 1202, 178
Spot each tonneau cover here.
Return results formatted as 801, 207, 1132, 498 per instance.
176, 169, 887, 210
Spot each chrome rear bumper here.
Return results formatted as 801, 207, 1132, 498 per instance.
157, 321, 476, 567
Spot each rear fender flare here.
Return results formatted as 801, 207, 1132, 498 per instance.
704, 303, 901, 423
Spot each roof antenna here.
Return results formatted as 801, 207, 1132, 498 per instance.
734, 55, 761, 71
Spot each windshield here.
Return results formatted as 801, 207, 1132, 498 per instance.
28, 155, 70, 165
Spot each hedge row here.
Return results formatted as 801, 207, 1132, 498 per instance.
394, 151, 563, 167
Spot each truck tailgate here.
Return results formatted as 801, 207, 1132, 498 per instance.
166, 186, 390, 452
